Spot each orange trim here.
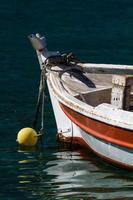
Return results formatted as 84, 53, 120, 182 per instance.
60, 104, 133, 149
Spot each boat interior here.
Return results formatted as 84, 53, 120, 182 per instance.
60, 69, 133, 111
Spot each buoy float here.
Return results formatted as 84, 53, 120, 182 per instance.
17, 127, 38, 147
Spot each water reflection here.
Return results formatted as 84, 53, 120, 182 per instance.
16, 144, 133, 200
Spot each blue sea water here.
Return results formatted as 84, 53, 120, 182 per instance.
1, 0, 133, 199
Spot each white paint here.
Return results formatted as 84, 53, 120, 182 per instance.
48, 72, 133, 130
47, 80, 73, 137
47, 71, 133, 168
81, 128, 133, 166
48, 77, 133, 166
29, 33, 133, 168
82, 63, 133, 73
111, 86, 125, 108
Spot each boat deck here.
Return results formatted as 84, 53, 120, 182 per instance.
58, 68, 112, 96
50, 65, 133, 110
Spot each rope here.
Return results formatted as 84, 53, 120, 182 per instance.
32, 66, 46, 146
48, 68, 88, 103
32, 71, 44, 129
31, 52, 82, 147
40, 71, 45, 131
44, 52, 81, 67
38, 73, 45, 146
32, 52, 88, 146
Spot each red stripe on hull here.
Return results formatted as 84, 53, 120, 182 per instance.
60, 103, 133, 149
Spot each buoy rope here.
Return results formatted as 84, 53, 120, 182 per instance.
32, 72, 43, 129
40, 71, 45, 131
32, 66, 46, 136
38, 70, 46, 147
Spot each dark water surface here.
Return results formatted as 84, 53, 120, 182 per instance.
1, 0, 133, 199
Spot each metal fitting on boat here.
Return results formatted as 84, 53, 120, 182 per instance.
28, 33, 47, 51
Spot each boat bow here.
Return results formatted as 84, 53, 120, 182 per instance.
29, 33, 133, 169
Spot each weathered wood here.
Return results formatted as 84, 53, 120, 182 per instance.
111, 75, 133, 110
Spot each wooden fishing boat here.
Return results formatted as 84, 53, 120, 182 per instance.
29, 33, 133, 170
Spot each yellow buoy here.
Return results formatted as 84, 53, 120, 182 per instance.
17, 127, 38, 147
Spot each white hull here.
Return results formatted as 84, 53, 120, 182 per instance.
47, 79, 77, 138
29, 33, 133, 170
48, 81, 133, 169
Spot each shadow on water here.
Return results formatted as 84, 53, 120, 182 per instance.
0, 143, 131, 200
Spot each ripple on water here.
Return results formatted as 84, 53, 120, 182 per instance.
0, 146, 133, 200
